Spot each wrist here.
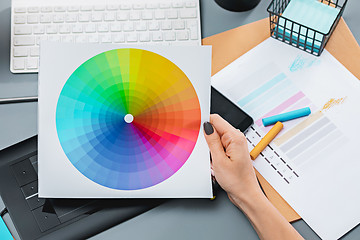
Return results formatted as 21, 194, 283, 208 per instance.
230, 188, 267, 211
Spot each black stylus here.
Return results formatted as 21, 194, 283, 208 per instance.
0, 96, 38, 105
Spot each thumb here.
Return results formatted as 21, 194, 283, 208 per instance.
203, 122, 227, 161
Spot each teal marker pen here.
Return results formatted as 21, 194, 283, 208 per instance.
262, 107, 311, 126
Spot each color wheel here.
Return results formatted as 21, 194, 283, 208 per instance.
56, 48, 201, 190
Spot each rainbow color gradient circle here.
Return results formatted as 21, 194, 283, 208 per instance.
56, 48, 201, 190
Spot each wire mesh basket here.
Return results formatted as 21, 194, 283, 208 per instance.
267, 0, 348, 56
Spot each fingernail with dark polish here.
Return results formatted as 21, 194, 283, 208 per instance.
203, 122, 214, 135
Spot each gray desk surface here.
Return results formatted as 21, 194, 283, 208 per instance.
0, 0, 359, 239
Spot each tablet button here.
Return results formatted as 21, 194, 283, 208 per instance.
11, 159, 37, 186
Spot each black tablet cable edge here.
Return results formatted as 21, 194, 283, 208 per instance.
0, 96, 38, 105
0, 208, 8, 218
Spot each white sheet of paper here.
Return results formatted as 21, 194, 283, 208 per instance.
212, 38, 360, 240
38, 42, 212, 198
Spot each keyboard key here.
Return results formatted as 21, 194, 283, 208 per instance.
26, 58, 38, 69
186, 19, 197, 28
13, 58, 25, 70
142, 11, 153, 20
40, 14, 52, 23
133, 3, 145, 9
91, 12, 102, 22
180, 9, 197, 18
135, 22, 147, 31
154, 10, 165, 19
159, 3, 171, 9
68, 6, 79, 12
123, 22, 134, 31
173, 2, 184, 8
129, 11, 140, 20
53, 14, 65, 23
167, 10, 178, 19
126, 33, 138, 42
65, 14, 77, 22
14, 15, 27, 24
27, 7, 39, 13
14, 26, 32, 35
72, 25, 83, 33
79, 13, 90, 22
33, 25, 45, 34
100, 35, 111, 43
80, 5, 92, 11
75, 35, 88, 43
104, 12, 115, 21
146, 3, 158, 9
164, 32, 176, 41
173, 20, 185, 30
30, 47, 40, 56
94, 5, 106, 11
13, 47, 28, 57
48, 36, 61, 42
176, 31, 189, 40
185, 1, 197, 7
85, 24, 96, 33
120, 4, 131, 10
139, 32, 150, 42
14, 36, 35, 46
59, 25, 71, 34
152, 32, 163, 41
54, 6, 66, 12
88, 35, 99, 43
97, 23, 109, 32
107, 4, 118, 11
149, 21, 160, 31
36, 36, 47, 45
41, 6, 52, 13
27, 15, 39, 24
61, 35, 74, 42
112, 34, 125, 43
189, 26, 198, 40
110, 23, 121, 32
46, 25, 58, 34
116, 12, 128, 21
161, 21, 172, 30
14, 7, 26, 13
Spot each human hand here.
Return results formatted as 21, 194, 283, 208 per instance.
203, 114, 263, 207
204, 115, 304, 240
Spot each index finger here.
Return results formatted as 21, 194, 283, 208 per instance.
210, 114, 237, 136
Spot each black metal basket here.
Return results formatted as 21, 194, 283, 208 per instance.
267, 0, 348, 56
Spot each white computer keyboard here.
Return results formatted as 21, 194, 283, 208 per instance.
10, 0, 201, 73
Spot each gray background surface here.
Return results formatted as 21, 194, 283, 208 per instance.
0, 0, 359, 239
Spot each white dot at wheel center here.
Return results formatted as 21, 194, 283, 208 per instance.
124, 114, 134, 123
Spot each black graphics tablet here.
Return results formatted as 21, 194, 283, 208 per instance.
0, 136, 163, 240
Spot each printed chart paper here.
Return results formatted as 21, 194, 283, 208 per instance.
38, 42, 212, 198
212, 38, 360, 240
